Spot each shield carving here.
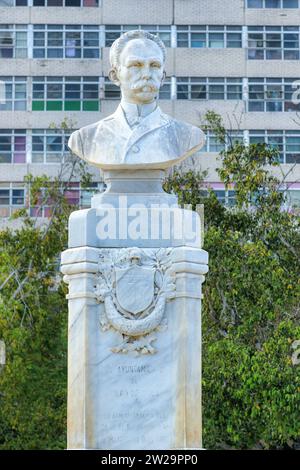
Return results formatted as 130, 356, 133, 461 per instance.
115, 265, 155, 315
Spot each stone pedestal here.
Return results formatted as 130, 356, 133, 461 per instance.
61, 170, 208, 450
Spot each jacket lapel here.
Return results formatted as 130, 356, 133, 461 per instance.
101, 105, 132, 142
124, 107, 170, 155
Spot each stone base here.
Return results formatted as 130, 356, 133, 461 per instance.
61, 246, 208, 450
68, 170, 201, 249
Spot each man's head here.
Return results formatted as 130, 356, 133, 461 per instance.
109, 30, 166, 105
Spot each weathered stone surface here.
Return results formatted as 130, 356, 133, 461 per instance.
61, 246, 208, 450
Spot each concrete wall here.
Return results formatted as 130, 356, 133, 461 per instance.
103, 0, 173, 24
1, 59, 103, 76
174, 0, 245, 24
0, 7, 102, 24
3, 54, 299, 80
0, 162, 100, 182
0, 100, 298, 134
245, 9, 300, 25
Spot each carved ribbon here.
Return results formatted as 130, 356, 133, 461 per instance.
104, 293, 166, 337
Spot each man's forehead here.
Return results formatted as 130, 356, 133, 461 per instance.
120, 38, 163, 61
125, 55, 163, 64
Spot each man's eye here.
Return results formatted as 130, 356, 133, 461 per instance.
151, 63, 161, 68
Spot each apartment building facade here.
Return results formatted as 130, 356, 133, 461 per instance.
0, 0, 300, 219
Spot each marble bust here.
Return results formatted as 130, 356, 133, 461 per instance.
68, 30, 206, 170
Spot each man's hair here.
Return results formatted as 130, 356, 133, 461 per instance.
109, 30, 166, 69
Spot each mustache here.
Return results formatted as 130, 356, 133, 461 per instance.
131, 80, 159, 92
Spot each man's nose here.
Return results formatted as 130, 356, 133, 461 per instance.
141, 65, 151, 79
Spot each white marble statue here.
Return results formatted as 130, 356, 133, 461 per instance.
62, 28, 209, 451
68, 30, 205, 170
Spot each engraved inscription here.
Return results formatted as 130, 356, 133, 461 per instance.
117, 364, 153, 374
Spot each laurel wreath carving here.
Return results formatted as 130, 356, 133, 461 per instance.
94, 247, 176, 355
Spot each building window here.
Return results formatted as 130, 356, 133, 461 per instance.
206, 189, 236, 207
64, 183, 103, 208
80, 182, 100, 207
33, 25, 100, 59
247, 0, 264, 6
284, 190, 300, 213
247, 0, 299, 7
0, 76, 27, 111
285, 132, 300, 163
0, 179, 102, 218
103, 80, 120, 100
248, 26, 300, 60
32, 0, 99, 6
105, 25, 172, 47
0, 25, 27, 58
227, 190, 236, 207
29, 182, 102, 218
176, 77, 243, 100
201, 131, 244, 153
0, 0, 99, 6
214, 190, 227, 204
249, 130, 284, 162
248, 78, 300, 112
177, 25, 242, 48
0, 184, 25, 217
0, 129, 26, 163
0, 1, 28, 5
32, 76, 100, 111
201, 132, 225, 153
103, 77, 171, 100
31, 129, 71, 163
249, 130, 300, 163
159, 80, 171, 100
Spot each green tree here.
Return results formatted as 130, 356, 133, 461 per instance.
0, 143, 92, 449
165, 111, 300, 449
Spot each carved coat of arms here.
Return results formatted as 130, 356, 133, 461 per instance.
95, 248, 176, 355
115, 264, 155, 315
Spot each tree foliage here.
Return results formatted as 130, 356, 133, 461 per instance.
165, 111, 300, 449
0, 153, 91, 449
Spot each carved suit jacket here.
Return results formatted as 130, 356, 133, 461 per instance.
68, 105, 206, 169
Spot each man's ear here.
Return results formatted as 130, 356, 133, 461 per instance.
160, 71, 166, 87
108, 68, 120, 86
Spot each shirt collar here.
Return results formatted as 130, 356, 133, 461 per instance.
120, 99, 158, 128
